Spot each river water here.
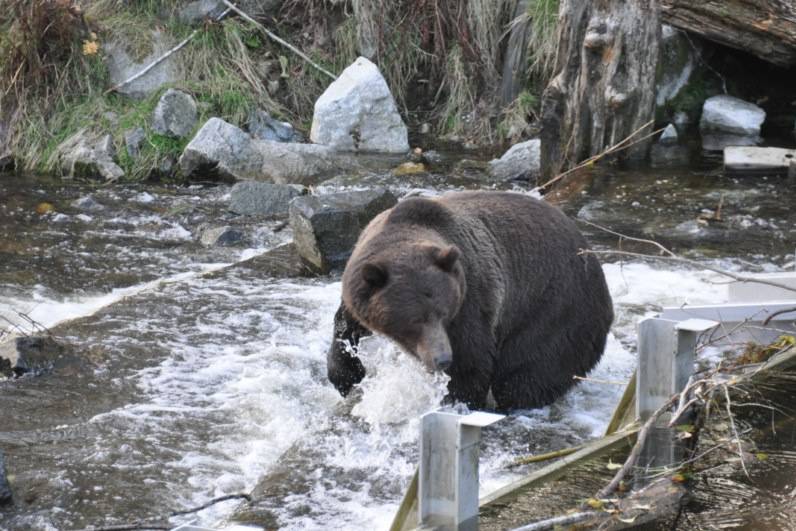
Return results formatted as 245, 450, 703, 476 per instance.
1, 154, 794, 530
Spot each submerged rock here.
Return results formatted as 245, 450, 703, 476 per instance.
701, 133, 760, 152
488, 138, 541, 182
152, 89, 197, 138
311, 57, 409, 153
54, 130, 124, 181
0, 450, 11, 506
179, 118, 358, 183
231, 243, 313, 279
700, 95, 766, 137
289, 188, 397, 273
198, 225, 245, 247
247, 110, 303, 143
105, 31, 181, 99
229, 181, 306, 217
0, 334, 71, 376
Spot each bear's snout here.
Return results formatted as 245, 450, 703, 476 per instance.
415, 323, 453, 373
433, 354, 452, 372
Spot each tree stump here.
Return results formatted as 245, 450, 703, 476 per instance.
661, 0, 796, 68
540, 0, 661, 182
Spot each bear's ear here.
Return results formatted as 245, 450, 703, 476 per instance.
433, 245, 460, 272
362, 262, 388, 289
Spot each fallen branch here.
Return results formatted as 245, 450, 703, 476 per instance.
75, 493, 251, 531
221, 0, 336, 80
510, 511, 596, 531
508, 445, 582, 468
75, 524, 170, 531
104, 8, 232, 95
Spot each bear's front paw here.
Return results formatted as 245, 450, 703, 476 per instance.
327, 351, 366, 397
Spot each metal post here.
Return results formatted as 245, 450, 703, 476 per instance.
419, 410, 504, 530
635, 317, 717, 483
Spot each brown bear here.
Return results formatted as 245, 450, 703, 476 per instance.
327, 190, 613, 411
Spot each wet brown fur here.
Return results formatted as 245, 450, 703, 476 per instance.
327, 191, 614, 411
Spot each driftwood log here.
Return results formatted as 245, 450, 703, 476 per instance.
539, 0, 661, 181
661, 0, 796, 68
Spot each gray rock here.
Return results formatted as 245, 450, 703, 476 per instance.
488, 138, 541, 181
0, 334, 69, 376
105, 31, 181, 100
178, 0, 282, 23
179, 118, 358, 184
700, 95, 766, 136
310, 57, 409, 153
289, 188, 398, 273
229, 181, 305, 217
55, 130, 124, 181
177, 0, 226, 24
152, 89, 197, 138
199, 225, 245, 247
231, 243, 313, 278
0, 153, 13, 172
71, 195, 104, 211
651, 144, 691, 168
0, 449, 11, 506
247, 110, 303, 143
659, 124, 678, 144
125, 127, 146, 159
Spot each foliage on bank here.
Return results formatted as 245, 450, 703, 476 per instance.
0, 0, 561, 181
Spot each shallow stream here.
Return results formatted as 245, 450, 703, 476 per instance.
1, 152, 794, 530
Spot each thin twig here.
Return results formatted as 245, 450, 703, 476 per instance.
573, 375, 627, 385
762, 306, 796, 326
221, 0, 336, 80
723, 384, 750, 478
75, 493, 251, 531
594, 377, 707, 500
538, 120, 662, 192
75, 523, 170, 531
104, 9, 232, 95
581, 249, 796, 295
577, 219, 675, 257
169, 493, 251, 517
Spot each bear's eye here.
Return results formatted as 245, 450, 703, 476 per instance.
422, 291, 433, 299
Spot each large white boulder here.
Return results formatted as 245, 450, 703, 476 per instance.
699, 95, 766, 136
310, 57, 409, 153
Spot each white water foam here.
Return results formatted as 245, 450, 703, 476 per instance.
93, 262, 732, 530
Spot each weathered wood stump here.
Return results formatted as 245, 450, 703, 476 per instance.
661, 0, 796, 68
540, 0, 661, 181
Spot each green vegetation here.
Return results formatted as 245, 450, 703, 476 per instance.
0, 0, 563, 180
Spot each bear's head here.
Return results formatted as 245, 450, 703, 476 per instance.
342, 241, 466, 372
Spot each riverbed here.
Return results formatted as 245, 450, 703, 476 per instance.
1, 156, 795, 530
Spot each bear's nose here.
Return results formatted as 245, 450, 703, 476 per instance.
434, 355, 452, 372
